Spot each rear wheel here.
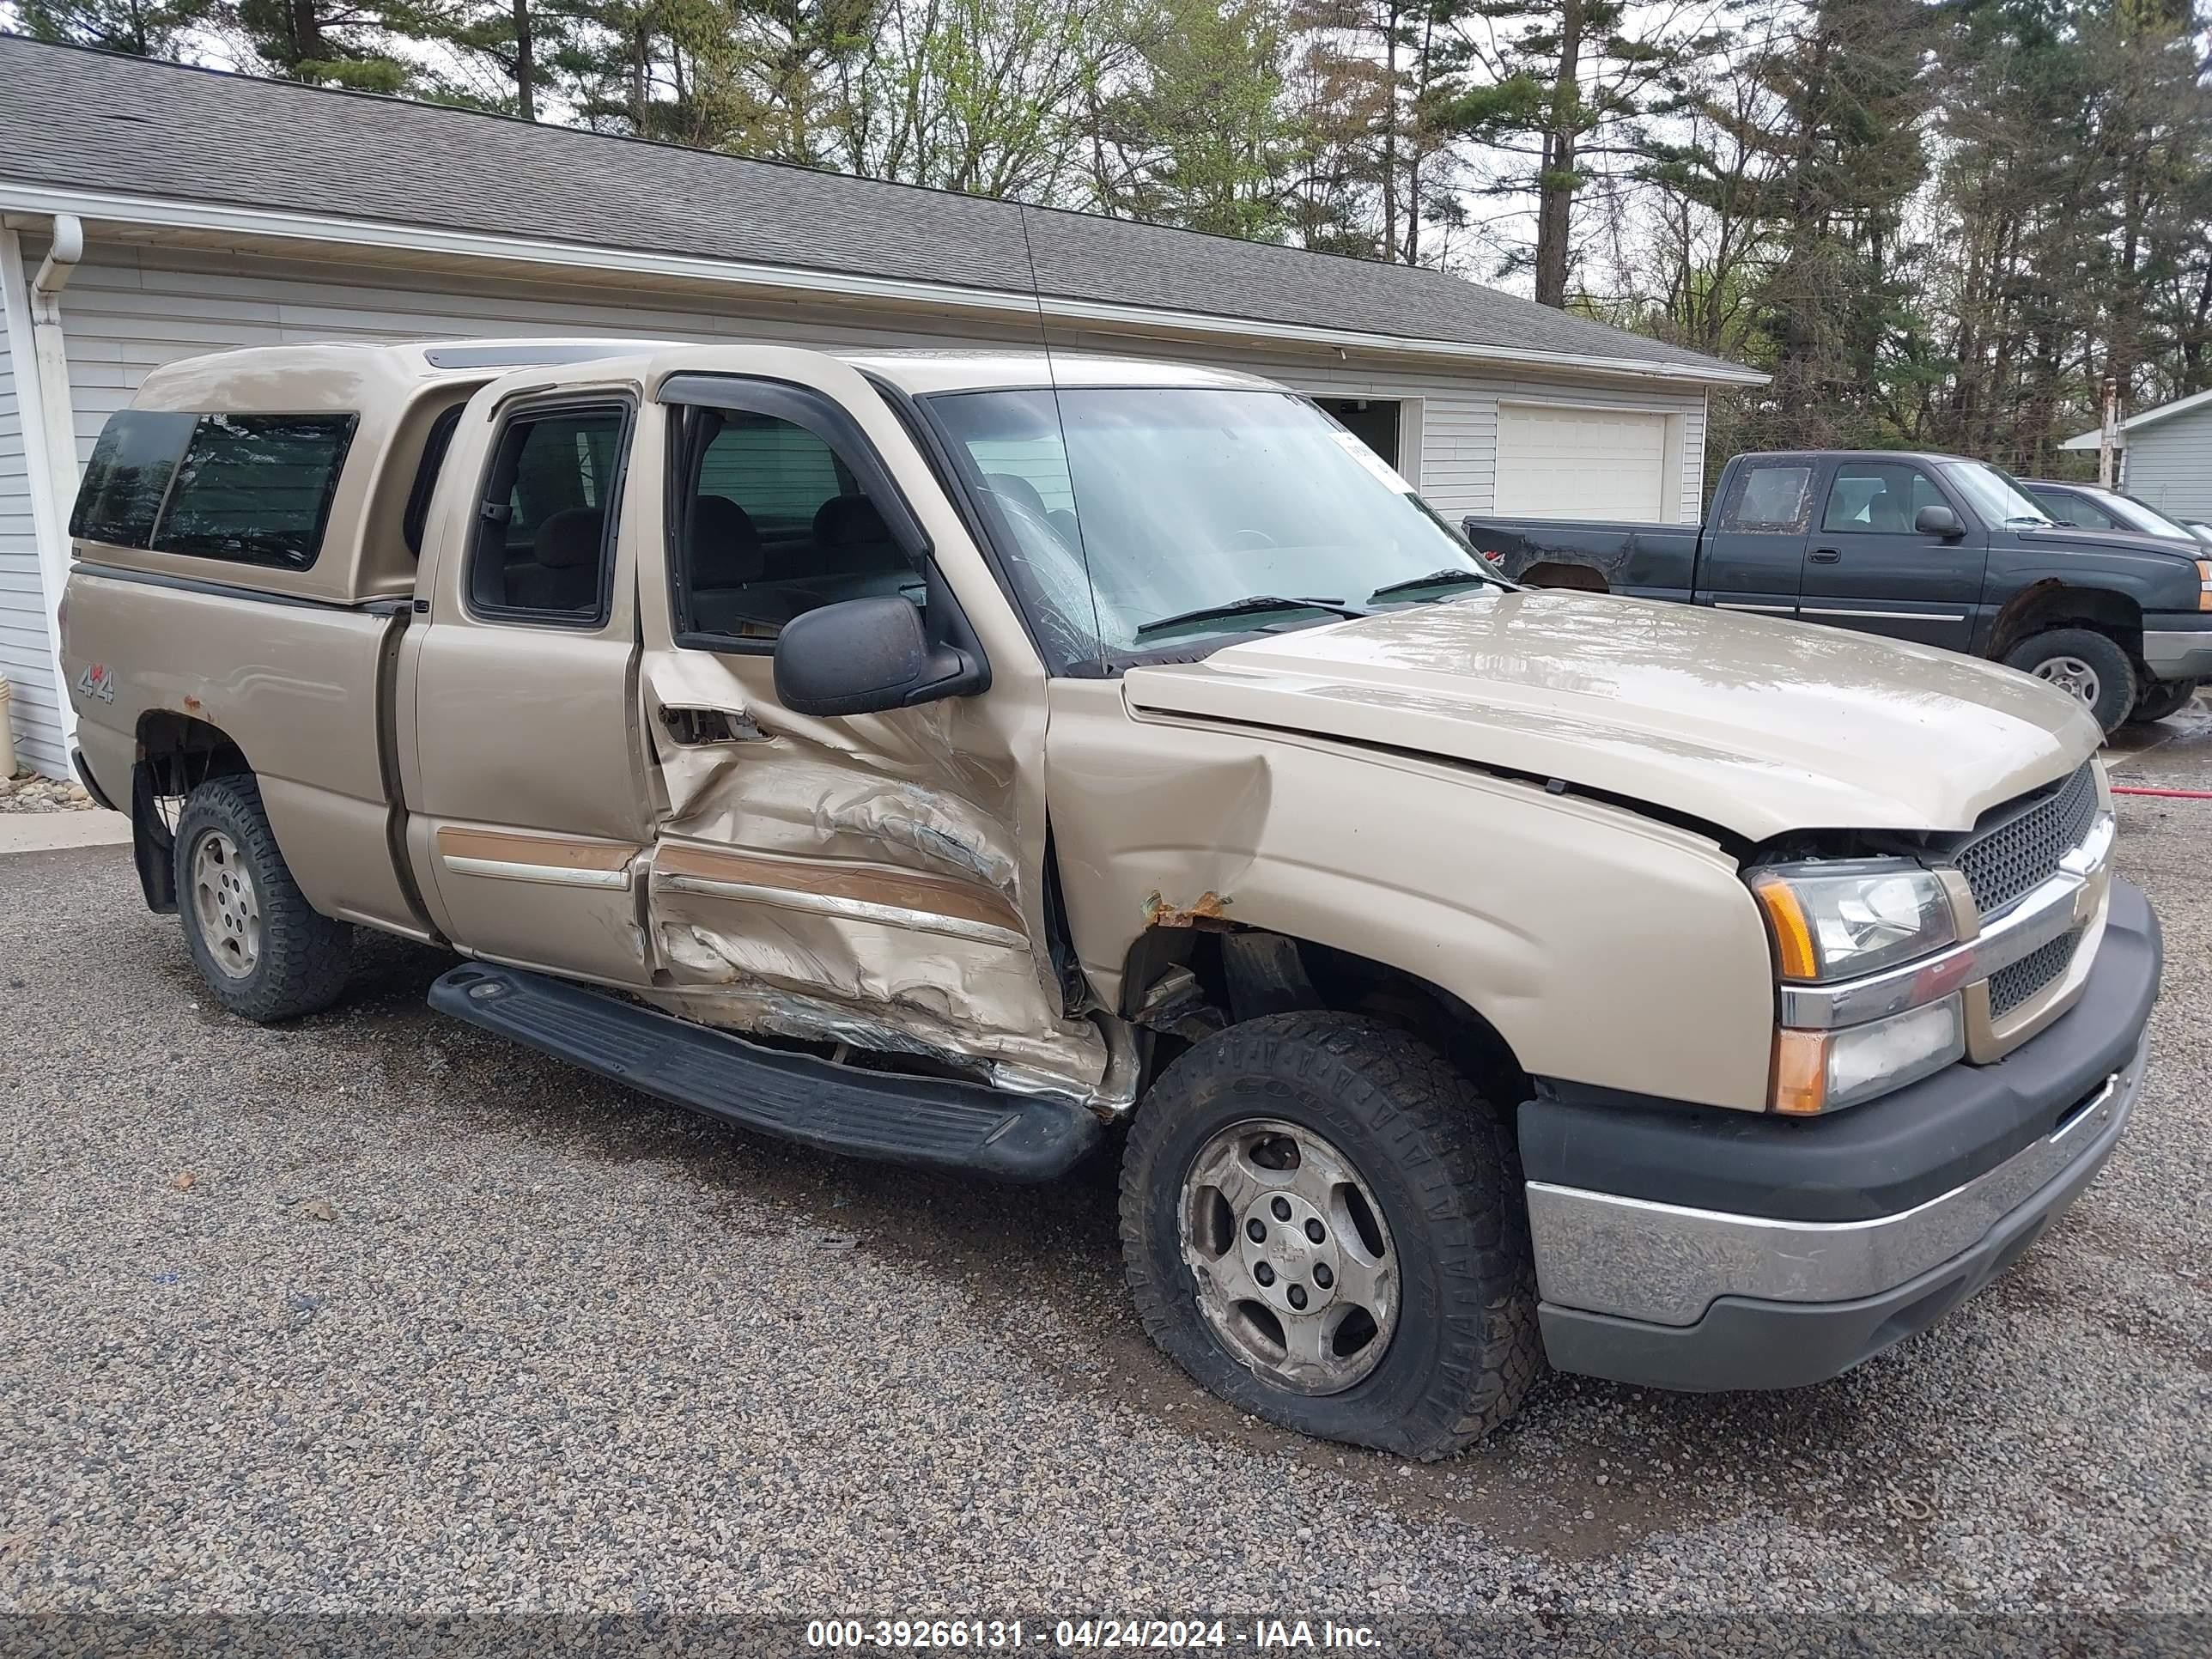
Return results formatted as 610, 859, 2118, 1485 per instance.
2005, 629, 2137, 734
1120, 1012, 1540, 1460
173, 775, 352, 1022
2126, 678, 2198, 726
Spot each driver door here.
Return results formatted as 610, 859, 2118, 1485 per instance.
1799, 459, 1988, 650
627, 355, 1107, 1099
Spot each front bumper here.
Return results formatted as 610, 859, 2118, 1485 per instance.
2142, 613, 2212, 682
1522, 879, 2160, 1393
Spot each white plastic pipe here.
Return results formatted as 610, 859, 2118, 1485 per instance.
30, 215, 82, 537
0, 677, 15, 780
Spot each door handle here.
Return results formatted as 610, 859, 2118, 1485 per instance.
1808, 547, 1843, 564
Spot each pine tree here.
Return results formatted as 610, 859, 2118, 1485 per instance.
234, 0, 414, 90
1092, 0, 1293, 240
17, 0, 214, 57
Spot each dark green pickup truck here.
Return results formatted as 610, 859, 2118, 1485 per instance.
1465, 448, 2212, 732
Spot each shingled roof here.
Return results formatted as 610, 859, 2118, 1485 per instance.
0, 34, 1757, 384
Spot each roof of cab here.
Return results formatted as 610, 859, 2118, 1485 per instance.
126, 337, 1285, 415
837, 350, 1278, 396
126, 337, 691, 412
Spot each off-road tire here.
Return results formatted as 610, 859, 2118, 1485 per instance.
2004, 628, 2137, 734
1120, 1012, 1540, 1460
2126, 677, 2199, 726
173, 775, 352, 1022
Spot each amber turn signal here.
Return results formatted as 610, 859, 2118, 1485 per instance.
1753, 878, 1819, 981
1771, 1029, 1829, 1115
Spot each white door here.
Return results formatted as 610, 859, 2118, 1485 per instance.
1495, 405, 1669, 521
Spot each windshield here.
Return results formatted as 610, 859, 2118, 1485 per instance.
2094, 489, 2197, 541
1936, 459, 2051, 526
926, 386, 1497, 661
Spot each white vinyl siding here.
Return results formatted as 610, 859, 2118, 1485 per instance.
1494, 404, 1673, 522
2121, 408, 2212, 526
0, 304, 65, 778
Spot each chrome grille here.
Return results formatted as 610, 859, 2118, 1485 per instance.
1988, 927, 2083, 1018
1956, 763, 2099, 916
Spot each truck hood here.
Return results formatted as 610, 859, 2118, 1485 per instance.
2015, 525, 2204, 562
1121, 592, 2100, 842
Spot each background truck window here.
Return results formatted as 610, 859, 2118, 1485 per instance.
1720, 463, 1814, 533
675, 410, 918, 644
1820, 463, 1947, 534
150, 414, 358, 569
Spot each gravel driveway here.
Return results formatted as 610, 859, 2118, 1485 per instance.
1, 792, 2206, 1654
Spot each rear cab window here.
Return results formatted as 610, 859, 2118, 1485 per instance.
1719, 463, 1814, 533
71, 408, 357, 571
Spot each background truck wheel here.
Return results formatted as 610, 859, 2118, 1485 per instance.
173, 775, 352, 1022
1119, 1012, 1540, 1460
2126, 677, 2199, 726
2005, 629, 2137, 733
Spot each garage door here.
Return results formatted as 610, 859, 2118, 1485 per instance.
1495, 405, 1669, 520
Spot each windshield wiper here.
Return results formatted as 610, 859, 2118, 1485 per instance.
1367, 568, 1498, 603
1133, 595, 1367, 639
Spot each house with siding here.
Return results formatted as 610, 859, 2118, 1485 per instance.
2060, 388, 2212, 526
0, 35, 1759, 781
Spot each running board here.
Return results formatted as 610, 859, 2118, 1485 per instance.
428, 963, 1103, 1182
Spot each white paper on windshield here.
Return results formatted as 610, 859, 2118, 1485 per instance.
1331, 429, 1416, 494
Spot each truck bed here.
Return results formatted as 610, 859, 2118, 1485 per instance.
1461, 515, 1699, 599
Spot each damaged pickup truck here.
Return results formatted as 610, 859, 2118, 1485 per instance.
64, 341, 2159, 1458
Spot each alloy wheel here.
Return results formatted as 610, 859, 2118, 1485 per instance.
1178, 1118, 1399, 1395
191, 830, 262, 979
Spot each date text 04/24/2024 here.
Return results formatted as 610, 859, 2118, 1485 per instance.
805, 1620, 1382, 1650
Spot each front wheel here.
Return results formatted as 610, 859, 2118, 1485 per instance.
173, 775, 353, 1022
2126, 678, 2199, 726
2004, 629, 2137, 734
1119, 1013, 1540, 1460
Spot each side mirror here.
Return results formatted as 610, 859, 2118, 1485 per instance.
1915, 504, 1964, 539
773, 595, 981, 717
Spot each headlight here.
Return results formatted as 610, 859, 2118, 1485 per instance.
1750, 860, 1956, 981
1772, 996, 1965, 1115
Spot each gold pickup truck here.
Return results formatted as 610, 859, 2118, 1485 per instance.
60, 340, 2160, 1458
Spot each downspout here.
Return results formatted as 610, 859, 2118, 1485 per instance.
30, 216, 83, 521
0, 216, 84, 771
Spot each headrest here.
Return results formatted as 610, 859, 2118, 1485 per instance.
987, 472, 1051, 521
690, 495, 763, 585
533, 507, 605, 569
812, 494, 890, 549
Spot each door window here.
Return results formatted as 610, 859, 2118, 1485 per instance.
1820, 463, 1947, 535
2030, 489, 2113, 530
672, 410, 919, 644
467, 405, 628, 623
1718, 463, 1814, 533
